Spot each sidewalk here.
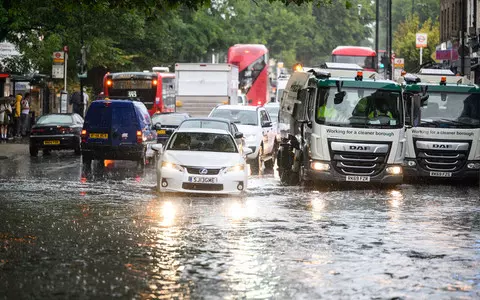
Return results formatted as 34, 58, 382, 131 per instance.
0, 138, 29, 160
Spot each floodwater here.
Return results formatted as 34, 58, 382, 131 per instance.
0, 150, 479, 299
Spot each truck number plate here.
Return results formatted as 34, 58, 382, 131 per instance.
429, 171, 452, 177
346, 176, 370, 182
188, 176, 217, 184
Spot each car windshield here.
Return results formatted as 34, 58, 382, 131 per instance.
167, 132, 237, 153
179, 120, 230, 132
152, 114, 187, 126
210, 109, 258, 126
315, 87, 403, 128
416, 92, 480, 128
265, 105, 279, 120
36, 115, 73, 125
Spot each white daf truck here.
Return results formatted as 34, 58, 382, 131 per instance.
402, 72, 480, 182
277, 66, 405, 185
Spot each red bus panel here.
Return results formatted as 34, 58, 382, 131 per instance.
228, 44, 269, 106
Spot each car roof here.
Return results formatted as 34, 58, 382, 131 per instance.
152, 112, 189, 117
182, 117, 232, 124
264, 102, 279, 107
214, 105, 259, 111
175, 128, 232, 135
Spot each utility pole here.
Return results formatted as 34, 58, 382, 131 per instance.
375, 0, 379, 72
387, 0, 393, 80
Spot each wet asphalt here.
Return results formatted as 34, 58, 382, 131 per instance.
0, 146, 479, 299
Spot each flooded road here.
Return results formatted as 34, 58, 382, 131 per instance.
0, 149, 479, 299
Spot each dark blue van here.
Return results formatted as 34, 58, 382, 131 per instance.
81, 100, 157, 166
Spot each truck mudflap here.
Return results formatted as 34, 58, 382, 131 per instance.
306, 161, 403, 184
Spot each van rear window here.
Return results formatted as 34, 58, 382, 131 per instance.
86, 105, 111, 127
86, 104, 137, 128
112, 106, 137, 127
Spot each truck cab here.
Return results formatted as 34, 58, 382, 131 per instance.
277, 67, 405, 185
403, 75, 480, 181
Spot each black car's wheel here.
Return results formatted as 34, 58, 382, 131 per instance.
74, 139, 81, 155
43, 149, 51, 155
248, 145, 263, 175
29, 146, 38, 157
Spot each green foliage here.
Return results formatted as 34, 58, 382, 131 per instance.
393, 15, 440, 71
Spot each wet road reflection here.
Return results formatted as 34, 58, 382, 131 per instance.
0, 152, 479, 298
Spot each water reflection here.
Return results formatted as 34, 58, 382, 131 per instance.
227, 199, 257, 221
161, 201, 176, 227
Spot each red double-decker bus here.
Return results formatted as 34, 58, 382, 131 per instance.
227, 44, 269, 106
331, 46, 376, 72
103, 70, 175, 115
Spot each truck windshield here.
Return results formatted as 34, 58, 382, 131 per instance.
315, 87, 403, 128
417, 92, 480, 128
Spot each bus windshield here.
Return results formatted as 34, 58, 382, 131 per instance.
417, 92, 480, 128
332, 55, 375, 69
109, 78, 156, 109
315, 87, 403, 128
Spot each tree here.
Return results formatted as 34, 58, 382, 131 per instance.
393, 15, 440, 72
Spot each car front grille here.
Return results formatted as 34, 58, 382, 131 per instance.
186, 167, 222, 175
182, 183, 223, 191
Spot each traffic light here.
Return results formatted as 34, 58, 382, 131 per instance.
77, 46, 87, 78
293, 63, 303, 72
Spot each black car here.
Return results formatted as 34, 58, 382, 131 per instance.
29, 113, 84, 156
151, 112, 190, 143
177, 117, 245, 150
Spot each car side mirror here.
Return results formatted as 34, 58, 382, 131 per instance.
262, 121, 272, 128
151, 143, 163, 152
243, 148, 253, 155
234, 132, 244, 139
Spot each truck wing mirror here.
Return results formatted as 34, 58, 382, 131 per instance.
411, 94, 422, 127
334, 91, 346, 104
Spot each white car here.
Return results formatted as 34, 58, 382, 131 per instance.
208, 105, 277, 175
152, 128, 251, 195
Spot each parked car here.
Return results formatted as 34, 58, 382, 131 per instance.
81, 99, 157, 167
151, 112, 190, 143
208, 105, 277, 174
29, 113, 84, 157
177, 117, 246, 152
153, 128, 251, 194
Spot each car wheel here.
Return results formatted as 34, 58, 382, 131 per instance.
29, 146, 38, 157
43, 149, 51, 155
82, 154, 92, 167
279, 168, 300, 186
74, 139, 81, 155
248, 145, 263, 175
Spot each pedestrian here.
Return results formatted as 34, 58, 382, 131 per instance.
20, 92, 31, 137
69, 88, 83, 116
14, 93, 22, 137
82, 87, 89, 118
6, 95, 15, 139
0, 98, 12, 140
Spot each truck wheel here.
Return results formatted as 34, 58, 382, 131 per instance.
264, 142, 278, 170
29, 146, 38, 157
279, 168, 300, 186
249, 145, 263, 175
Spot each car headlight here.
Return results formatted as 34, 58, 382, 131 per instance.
161, 161, 184, 172
386, 165, 402, 175
225, 164, 245, 173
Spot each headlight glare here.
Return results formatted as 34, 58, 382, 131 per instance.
310, 161, 330, 171
225, 164, 244, 173
386, 165, 402, 175
161, 161, 184, 172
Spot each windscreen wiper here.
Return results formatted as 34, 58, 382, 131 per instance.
419, 120, 440, 127
438, 118, 476, 128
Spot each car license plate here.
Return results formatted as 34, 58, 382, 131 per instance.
43, 140, 60, 145
429, 171, 452, 177
90, 133, 108, 139
157, 129, 166, 135
346, 175, 370, 182
188, 176, 217, 183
